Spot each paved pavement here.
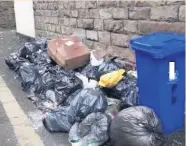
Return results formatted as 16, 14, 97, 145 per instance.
0, 29, 184, 146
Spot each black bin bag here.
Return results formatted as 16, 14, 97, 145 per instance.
19, 42, 38, 62
110, 106, 164, 146
42, 107, 72, 132
69, 112, 109, 146
96, 59, 124, 80
103, 75, 139, 109
5, 52, 28, 71
54, 72, 82, 104
68, 88, 108, 124
18, 63, 42, 94
81, 63, 99, 80
34, 38, 47, 50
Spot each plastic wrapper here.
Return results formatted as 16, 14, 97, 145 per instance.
98, 69, 125, 88
96, 59, 124, 80
69, 112, 109, 146
54, 72, 82, 104
110, 106, 164, 146
67, 88, 108, 124
5, 52, 29, 71
42, 107, 72, 132
46, 90, 57, 103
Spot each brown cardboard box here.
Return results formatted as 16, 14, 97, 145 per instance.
48, 35, 90, 69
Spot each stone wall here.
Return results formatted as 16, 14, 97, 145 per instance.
0, 1, 16, 28
34, 0, 185, 63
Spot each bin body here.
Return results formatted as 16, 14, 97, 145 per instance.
130, 32, 185, 134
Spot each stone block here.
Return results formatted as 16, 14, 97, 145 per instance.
98, 31, 111, 44
58, 9, 64, 17
79, 9, 89, 18
104, 20, 123, 33
112, 8, 128, 19
70, 18, 77, 27
48, 24, 56, 32
55, 25, 61, 33
82, 39, 95, 49
52, 17, 58, 24
166, 0, 185, 5
48, 3, 57, 10
139, 20, 185, 34
111, 33, 129, 47
63, 10, 71, 17
73, 28, 86, 40
76, 1, 86, 8
129, 7, 150, 20
179, 6, 185, 21
135, 1, 153, 7
118, 1, 135, 7
63, 1, 68, 9
58, 1, 64, 9
99, 8, 112, 19
89, 9, 100, 18
86, 30, 98, 41
124, 20, 138, 33
85, 1, 97, 8
77, 19, 83, 28
83, 19, 94, 29
94, 19, 103, 31
98, 1, 117, 8
71, 10, 78, 18
58, 17, 64, 25
51, 10, 58, 17
151, 6, 179, 21
67, 1, 76, 9
64, 18, 70, 26
64, 27, 73, 35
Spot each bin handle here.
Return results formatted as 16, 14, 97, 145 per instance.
171, 83, 177, 104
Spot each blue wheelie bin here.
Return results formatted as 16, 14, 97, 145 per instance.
130, 32, 185, 134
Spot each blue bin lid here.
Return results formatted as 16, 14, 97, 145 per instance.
130, 32, 185, 59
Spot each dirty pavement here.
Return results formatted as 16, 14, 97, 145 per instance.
0, 29, 185, 146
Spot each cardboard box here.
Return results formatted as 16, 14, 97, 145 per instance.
48, 35, 90, 69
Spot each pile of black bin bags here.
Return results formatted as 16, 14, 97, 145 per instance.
5, 38, 164, 146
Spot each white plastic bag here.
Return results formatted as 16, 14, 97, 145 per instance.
90, 51, 104, 66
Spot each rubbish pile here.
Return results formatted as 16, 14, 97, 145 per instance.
5, 36, 164, 146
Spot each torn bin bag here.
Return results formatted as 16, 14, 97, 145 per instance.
110, 106, 164, 146
42, 107, 72, 132
54, 73, 82, 104
68, 88, 107, 123
69, 112, 109, 146
5, 52, 28, 71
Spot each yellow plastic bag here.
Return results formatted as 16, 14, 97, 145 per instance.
99, 69, 125, 88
